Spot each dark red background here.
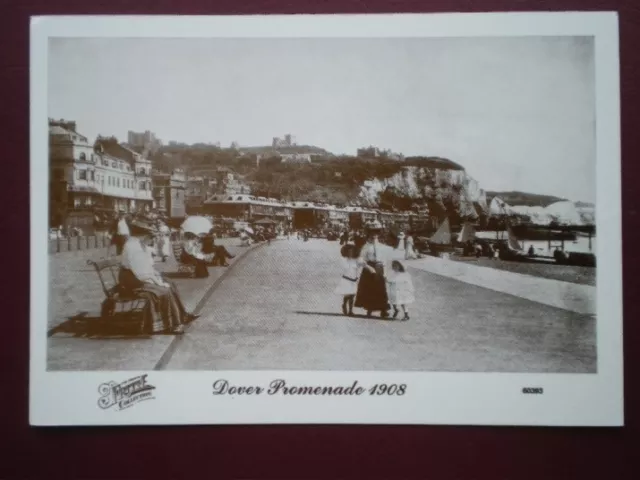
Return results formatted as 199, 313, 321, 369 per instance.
1, 1, 637, 478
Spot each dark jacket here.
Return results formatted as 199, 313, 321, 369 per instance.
201, 235, 216, 255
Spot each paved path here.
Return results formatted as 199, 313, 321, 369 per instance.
164, 239, 596, 373
47, 238, 260, 370
404, 253, 596, 315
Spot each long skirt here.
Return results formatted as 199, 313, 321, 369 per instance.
405, 244, 418, 260
354, 263, 389, 312
119, 269, 187, 332
155, 235, 171, 259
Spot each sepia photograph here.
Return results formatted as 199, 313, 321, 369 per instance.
30, 13, 622, 426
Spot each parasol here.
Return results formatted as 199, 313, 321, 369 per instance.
181, 216, 213, 236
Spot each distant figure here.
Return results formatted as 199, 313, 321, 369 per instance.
405, 234, 418, 260
154, 219, 171, 262
239, 230, 251, 247
528, 245, 535, 257
493, 246, 500, 260
109, 213, 130, 256
474, 243, 483, 258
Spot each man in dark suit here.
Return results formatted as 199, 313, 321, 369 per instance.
201, 229, 235, 267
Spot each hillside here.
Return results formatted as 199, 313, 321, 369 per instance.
150, 145, 586, 225
486, 191, 566, 207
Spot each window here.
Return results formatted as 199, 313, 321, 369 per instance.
78, 170, 87, 180
119, 162, 124, 170
90, 170, 95, 181
79, 152, 86, 162
139, 181, 145, 191
117, 178, 120, 188
112, 161, 117, 168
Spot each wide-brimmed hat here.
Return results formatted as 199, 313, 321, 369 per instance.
364, 220, 383, 232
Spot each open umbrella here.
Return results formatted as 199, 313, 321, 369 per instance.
181, 216, 213, 236
244, 227, 254, 235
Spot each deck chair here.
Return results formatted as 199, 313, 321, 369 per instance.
171, 242, 196, 276
85, 258, 153, 335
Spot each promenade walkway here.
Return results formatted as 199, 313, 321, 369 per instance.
384, 246, 595, 315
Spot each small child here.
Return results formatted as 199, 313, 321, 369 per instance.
335, 244, 360, 316
386, 260, 415, 321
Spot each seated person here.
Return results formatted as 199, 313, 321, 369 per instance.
120, 228, 198, 334
239, 230, 251, 246
181, 233, 212, 278
201, 229, 235, 267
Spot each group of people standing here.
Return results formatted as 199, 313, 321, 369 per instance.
335, 221, 415, 321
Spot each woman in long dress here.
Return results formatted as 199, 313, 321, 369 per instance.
153, 219, 171, 262
120, 230, 198, 334
405, 233, 418, 260
354, 221, 390, 318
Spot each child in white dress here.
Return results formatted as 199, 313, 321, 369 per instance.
335, 244, 360, 316
386, 260, 415, 321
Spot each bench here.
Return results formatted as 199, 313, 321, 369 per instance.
84, 258, 153, 335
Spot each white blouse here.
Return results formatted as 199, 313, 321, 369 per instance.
358, 240, 386, 264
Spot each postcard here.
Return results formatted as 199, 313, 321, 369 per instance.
30, 12, 623, 426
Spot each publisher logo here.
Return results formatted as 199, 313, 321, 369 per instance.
98, 375, 156, 411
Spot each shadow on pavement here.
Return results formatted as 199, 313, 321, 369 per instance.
294, 310, 392, 321
50, 312, 154, 340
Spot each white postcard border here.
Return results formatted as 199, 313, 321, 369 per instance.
30, 12, 623, 426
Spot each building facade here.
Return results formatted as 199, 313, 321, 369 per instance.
185, 176, 213, 214
152, 169, 186, 219
49, 120, 154, 231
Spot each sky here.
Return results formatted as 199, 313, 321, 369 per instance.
48, 36, 596, 202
